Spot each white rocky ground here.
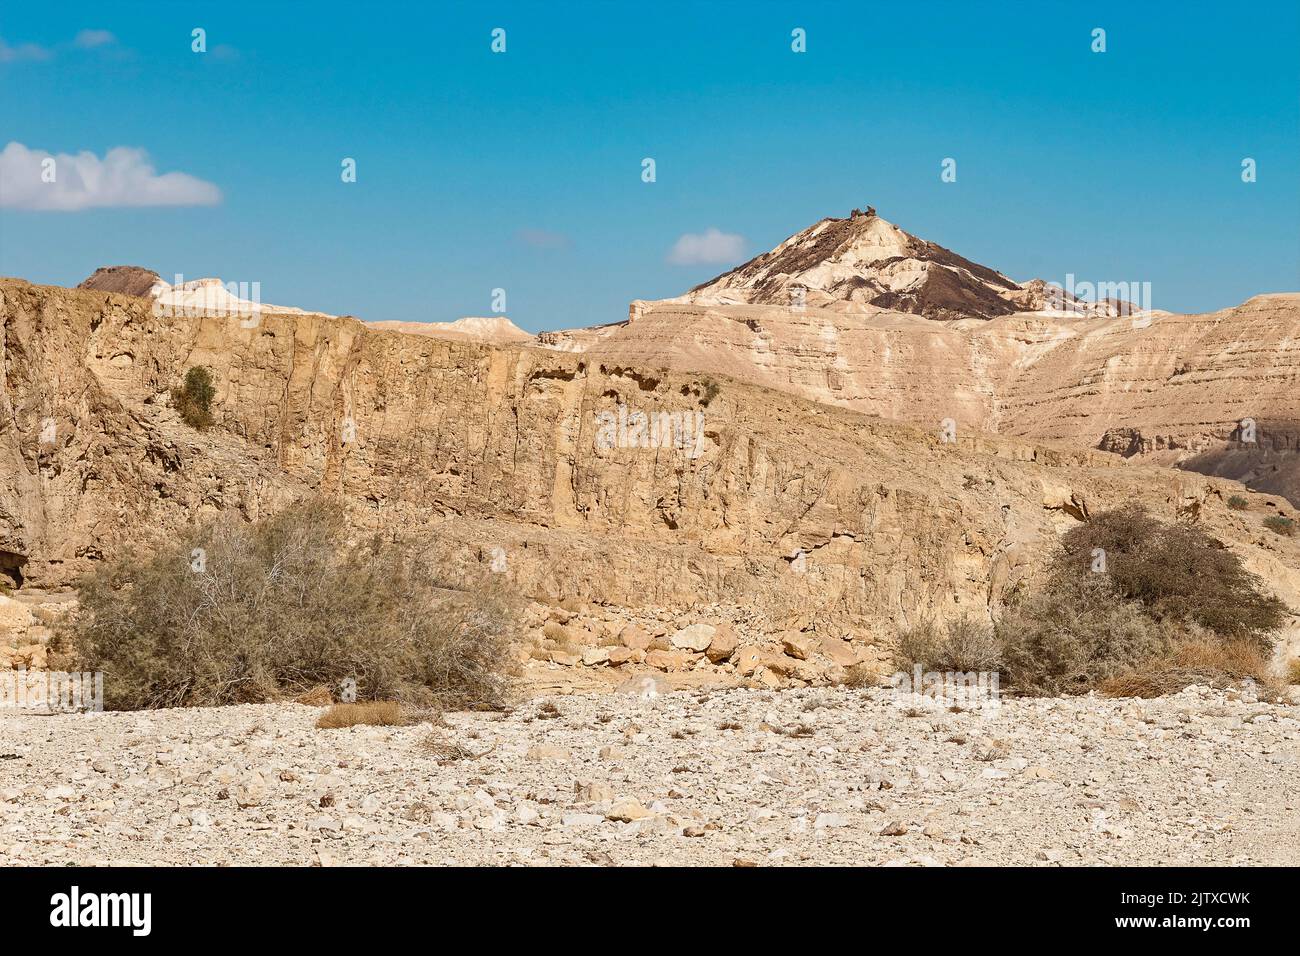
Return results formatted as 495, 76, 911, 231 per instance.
1, 685, 1296, 867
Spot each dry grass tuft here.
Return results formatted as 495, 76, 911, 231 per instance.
295, 685, 334, 706
897, 615, 1001, 672
840, 663, 878, 688
418, 731, 480, 762
315, 701, 409, 729
535, 700, 562, 720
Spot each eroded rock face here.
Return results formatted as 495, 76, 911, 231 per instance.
1, 279, 1297, 658
564, 294, 1300, 504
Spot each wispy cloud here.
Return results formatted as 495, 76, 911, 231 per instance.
0, 142, 222, 211
667, 228, 746, 266
73, 29, 116, 49
515, 227, 572, 250
0, 38, 53, 63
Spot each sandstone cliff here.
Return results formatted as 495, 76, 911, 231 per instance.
3, 279, 1297, 671
562, 295, 1300, 504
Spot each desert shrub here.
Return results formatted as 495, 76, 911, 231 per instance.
700, 377, 721, 407
315, 701, 408, 729
1226, 495, 1249, 511
1053, 503, 1286, 649
896, 615, 1000, 672
840, 662, 878, 688
995, 504, 1289, 696
172, 366, 216, 429
1287, 659, 1300, 686
1264, 515, 1297, 537
64, 497, 518, 710
996, 574, 1174, 695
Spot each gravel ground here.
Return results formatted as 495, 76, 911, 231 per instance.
2, 685, 1297, 866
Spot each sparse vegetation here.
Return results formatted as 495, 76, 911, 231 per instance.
992, 504, 1288, 696
535, 701, 562, 720
840, 663, 877, 688
65, 497, 518, 710
172, 366, 216, 430
896, 615, 1001, 672
996, 575, 1173, 695
699, 376, 721, 407
1227, 495, 1249, 511
315, 701, 408, 729
1264, 514, 1297, 537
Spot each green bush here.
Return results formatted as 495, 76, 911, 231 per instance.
1051, 503, 1286, 648
993, 504, 1287, 695
1264, 515, 1297, 537
64, 498, 518, 710
1226, 495, 1249, 511
172, 366, 216, 430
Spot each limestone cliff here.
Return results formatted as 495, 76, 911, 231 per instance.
565, 295, 1300, 504
3, 279, 1297, 665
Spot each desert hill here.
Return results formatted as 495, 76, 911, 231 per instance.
77, 265, 161, 298
668, 207, 1132, 320
539, 210, 1298, 504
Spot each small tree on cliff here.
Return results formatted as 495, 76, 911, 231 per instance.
172, 366, 216, 430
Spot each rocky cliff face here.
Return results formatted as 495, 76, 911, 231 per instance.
565, 293, 1300, 504
3, 279, 1297, 670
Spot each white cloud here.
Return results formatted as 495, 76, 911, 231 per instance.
667, 228, 746, 266
73, 30, 117, 49
0, 38, 52, 63
0, 142, 222, 211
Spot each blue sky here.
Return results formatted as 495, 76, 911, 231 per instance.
1, 0, 1297, 331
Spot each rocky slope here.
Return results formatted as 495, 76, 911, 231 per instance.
1, 685, 1295, 866
2, 278, 1298, 679
563, 294, 1300, 504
